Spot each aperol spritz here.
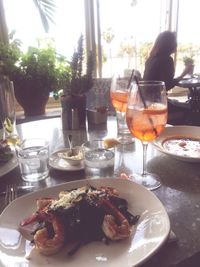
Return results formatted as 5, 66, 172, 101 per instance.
110, 73, 134, 144
126, 81, 168, 190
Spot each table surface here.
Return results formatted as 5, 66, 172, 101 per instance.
1, 116, 200, 267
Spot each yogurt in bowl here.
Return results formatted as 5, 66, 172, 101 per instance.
58, 146, 83, 166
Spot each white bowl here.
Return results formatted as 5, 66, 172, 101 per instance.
57, 146, 83, 166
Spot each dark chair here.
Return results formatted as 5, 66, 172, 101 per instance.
167, 99, 190, 125
186, 87, 200, 126
167, 88, 200, 126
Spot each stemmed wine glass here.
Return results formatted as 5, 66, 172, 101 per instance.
126, 80, 168, 190
110, 72, 135, 144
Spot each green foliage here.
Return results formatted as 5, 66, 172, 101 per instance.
0, 34, 93, 99
138, 42, 153, 62
177, 43, 199, 65
183, 56, 194, 65
0, 35, 71, 98
64, 34, 94, 96
0, 32, 21, 77
102, 28, 115, 44
14, 46, 70, 94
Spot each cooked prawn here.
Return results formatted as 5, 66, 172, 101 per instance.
100, 199, 131, 241
33, 216, 65, 255
20, 198, 54, 226
36, 197, 53, 210
99, 186, 119, 197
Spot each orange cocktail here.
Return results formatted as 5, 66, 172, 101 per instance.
126, 103, 167, 142
125, 80, 167, 190
110, 74, 135, 144
110, 90, 128, 113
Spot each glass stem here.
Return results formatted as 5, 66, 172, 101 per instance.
116, 111, 127, 137
120, 143, 126, 169
142, 142, 148, 177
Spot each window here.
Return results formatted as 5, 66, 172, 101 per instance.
2, 0, 200, 81
3, 0, 85, 58
98, 0, 168, 77
176, 0, 200, 75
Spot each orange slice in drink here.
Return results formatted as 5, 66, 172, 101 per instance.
143, 103, 167, 114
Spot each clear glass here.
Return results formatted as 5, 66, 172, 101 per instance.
82, 140, 115, 178
0, 76, 19, 145
126, 81, 168, 190
110, 72, 135, 144
15, 138, 49, 182
114, 142, 135, 179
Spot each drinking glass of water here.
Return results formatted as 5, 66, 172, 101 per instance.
82, 140, 115, 179
16, 138, 49, 182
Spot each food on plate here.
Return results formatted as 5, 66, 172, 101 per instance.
57, 147, 83, 166
19, 185, 139, 256
0, 139, 13, 163
162, 137, 200, 158
58, 150, 83, 160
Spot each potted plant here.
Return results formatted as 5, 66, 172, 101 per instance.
60, 34, 94, 128
183, 56, 195, 76
183, 56, 194, 66
0, 34, 71, 116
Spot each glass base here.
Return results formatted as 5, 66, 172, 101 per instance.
21, 171, 49, 182
129, 172, 161, 190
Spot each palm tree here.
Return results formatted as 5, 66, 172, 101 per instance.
32, 0, 56, 32
0, 0, 56, 43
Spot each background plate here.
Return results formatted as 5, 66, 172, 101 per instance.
153, 126, 200, 162
0, 153, 18, 177
0, 178, 170, 267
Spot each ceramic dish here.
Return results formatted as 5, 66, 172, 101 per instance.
0, 178, 170, 267
49, 149, 84, 171
0, 152, 18, 177
153, 126, 200, 162
56, 146, 83, 166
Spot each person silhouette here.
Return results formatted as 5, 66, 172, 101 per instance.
143, 31, 192, 124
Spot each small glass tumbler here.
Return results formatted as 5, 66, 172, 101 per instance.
82, 140, 115, 178
16, 138, 49, 182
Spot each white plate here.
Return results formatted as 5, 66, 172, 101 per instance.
0, 178, 170, 267
49, 149, 84, 171
153, 125, 200, 162
0, 153, 18, 177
